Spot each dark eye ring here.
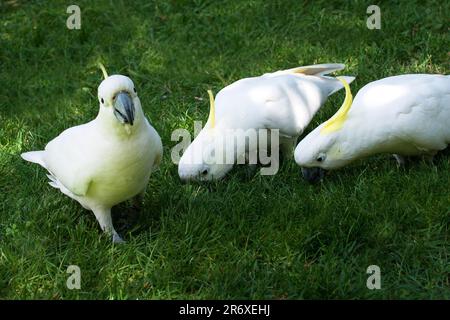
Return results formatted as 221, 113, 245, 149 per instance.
133, 87, 137, 93
317, 156, 324, 162
101, 98, 104, 104
201, 169, 208, 176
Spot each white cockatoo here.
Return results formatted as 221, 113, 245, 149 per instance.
21, 65, 163, 242
178, 63, 355, 181
295, 74, 450, 183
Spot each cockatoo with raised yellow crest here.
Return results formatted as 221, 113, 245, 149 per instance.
21, 65, 163, 242
178, 63, 355, 181
295, 74, 450, 183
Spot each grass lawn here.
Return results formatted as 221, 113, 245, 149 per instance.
0, 0, 449, 299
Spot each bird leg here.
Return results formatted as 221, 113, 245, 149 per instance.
393, 154, 406, 167
92, 207, 125, 243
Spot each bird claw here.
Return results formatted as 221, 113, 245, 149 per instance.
112, 233, 126, 244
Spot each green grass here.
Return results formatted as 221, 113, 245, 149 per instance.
0, 0, 449, 299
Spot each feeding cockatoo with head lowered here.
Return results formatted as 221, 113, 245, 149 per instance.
295, 74, 450, 183
21, 65, 163, 243
178, 63, 355, 181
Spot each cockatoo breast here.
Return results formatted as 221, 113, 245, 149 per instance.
83, 121, 159, 207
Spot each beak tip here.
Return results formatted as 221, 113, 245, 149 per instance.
114, 92, 135, 125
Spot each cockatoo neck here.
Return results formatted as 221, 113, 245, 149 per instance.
338, 119, 383, 159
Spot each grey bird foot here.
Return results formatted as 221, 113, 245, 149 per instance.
112, 233, 126, 244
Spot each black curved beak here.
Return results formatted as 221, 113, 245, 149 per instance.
114, 92, 135, 125
301, 167, 325, 184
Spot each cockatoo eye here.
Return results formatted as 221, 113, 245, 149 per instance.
316, 155, 325, 162
133, 87, 137, 93
101, 98, 104, 104
201, 168, 209, 176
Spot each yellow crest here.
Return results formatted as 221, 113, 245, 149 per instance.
98, 62, 109, 80
207, 89, 215, 129
321, 77, 353, 134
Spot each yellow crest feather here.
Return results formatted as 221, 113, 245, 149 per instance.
98, 62, 109, 80
321, 77, 353, 134
207, 89, 215, 129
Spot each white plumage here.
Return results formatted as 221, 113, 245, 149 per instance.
21, 74, 163, 242
178, 63, 355, 181
295, 74, 450, 181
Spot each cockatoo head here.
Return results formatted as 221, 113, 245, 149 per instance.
294, 77, 354, 183
178, 90, 234, 181
96, 65, 142, 134
178, 129, 234, 182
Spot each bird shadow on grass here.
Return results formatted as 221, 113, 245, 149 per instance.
111, 199, 164, 241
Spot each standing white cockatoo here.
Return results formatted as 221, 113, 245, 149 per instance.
295, 74, 450, 183
178, 63, 355, 181
21, 65, 163, 242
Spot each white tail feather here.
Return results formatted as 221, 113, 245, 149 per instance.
269, 63, 346, 77
286, 63, 346, 76
21, 151, 47, 169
